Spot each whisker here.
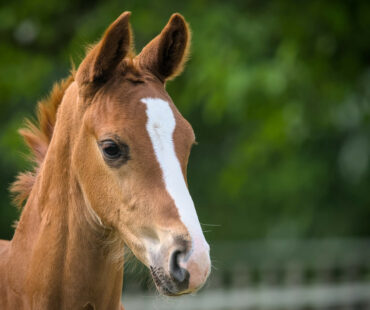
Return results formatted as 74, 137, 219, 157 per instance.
200, 222, 221, 227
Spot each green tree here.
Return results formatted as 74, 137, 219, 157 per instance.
1, 0, 369, 241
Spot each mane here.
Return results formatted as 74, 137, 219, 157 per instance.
10, 74, 75, 208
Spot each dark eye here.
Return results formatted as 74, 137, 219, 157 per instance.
99, 139, 130, 167
102, 141, 121, 159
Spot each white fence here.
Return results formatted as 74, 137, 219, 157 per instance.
122, 239, 370, 309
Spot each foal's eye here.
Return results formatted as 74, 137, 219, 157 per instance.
102, 141, 120, 159
99, 139, 130, 167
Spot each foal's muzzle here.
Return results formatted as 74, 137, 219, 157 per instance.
149, 236, 210, 296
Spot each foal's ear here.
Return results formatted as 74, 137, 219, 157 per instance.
138, 13, 190, 82
76, 12, 132, 86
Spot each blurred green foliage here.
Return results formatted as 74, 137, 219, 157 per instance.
0, 0, 369, 241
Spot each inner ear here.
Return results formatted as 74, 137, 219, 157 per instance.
138, 13, 191, 82
159, 27, 187, 78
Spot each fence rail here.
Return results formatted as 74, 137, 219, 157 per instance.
123, 282, 370, 309
122, 239, 370, 309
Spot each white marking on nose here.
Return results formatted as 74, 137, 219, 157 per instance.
141, 97, 209, 260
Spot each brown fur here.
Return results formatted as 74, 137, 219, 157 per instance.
0, 12, 204, 310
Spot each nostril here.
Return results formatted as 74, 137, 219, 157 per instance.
170, 250, 185, 282
169, 250, 189, 288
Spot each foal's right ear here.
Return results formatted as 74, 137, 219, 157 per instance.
76, 12, 132, 86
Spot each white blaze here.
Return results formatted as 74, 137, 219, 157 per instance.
142, 97, 209, 260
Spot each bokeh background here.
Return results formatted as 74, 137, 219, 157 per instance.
1, 1, 370, 309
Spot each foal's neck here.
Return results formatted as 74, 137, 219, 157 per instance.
9, 86, 124, 309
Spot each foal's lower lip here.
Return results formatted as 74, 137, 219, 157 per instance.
150, 266, 181, 296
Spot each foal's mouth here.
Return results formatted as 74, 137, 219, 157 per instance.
150, 266, 190, 296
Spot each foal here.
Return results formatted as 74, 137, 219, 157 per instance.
0, 12, 210, 309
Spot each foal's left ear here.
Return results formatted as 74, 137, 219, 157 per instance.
138, 13, 190, 82
76, 12, 132, 86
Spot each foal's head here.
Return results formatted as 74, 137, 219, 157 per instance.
72, 12, 210, 295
